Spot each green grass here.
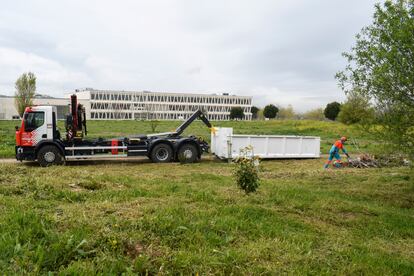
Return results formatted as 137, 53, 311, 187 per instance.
0, 119, 378, 158
1, 119, 410, 273
0, 159, 413, 274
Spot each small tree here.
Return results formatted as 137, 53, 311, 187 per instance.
229, 106, 244, 120
149, 120, 160, 132
15, 72, 36, 117
251, 106, 259, 120
256, 109, 265, 120
303, 108, 325, 121
337, 91, 375, 125
324, 102, 341, 121
233, 146, 260, 194
277, 104, 296, 120
263, 104, 278, 119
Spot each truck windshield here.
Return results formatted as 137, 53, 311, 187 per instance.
24, 112, 45, 132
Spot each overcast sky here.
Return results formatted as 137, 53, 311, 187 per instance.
0, 0, 378, 111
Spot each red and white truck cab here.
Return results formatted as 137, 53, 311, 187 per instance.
16, 105, 64, 163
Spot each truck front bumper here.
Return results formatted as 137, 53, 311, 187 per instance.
15, 146, 36, 161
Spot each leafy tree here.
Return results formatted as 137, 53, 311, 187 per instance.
251, 106, 259, 119
303, 108, 325, 121
277, 104, 296, 120
263, 104, 278, 119
337, 91, 375, 125
336, 0, 414, 157
324, 102, 341, 121
15, 72, 36, 117
229, 106, 244, 120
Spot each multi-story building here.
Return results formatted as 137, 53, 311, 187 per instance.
0, 89, 253, 121
75, 88, 252, 121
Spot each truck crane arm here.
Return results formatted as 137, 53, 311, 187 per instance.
146, 109, 212, 138
173, 109, 212, 136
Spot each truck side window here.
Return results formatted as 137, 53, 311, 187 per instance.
24, 112, 45, 132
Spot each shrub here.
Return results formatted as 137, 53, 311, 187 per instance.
324, 102, 341, 121
337, 91, 375, 125
303, 108, 325, 121
233, 146, 260, 194
149, 120, 160, 132
229, 107, 244, 120
277, 105, 297, 120
251, 106, 259, 120
263, 104, 278, 119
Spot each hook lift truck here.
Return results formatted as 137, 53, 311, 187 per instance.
15, 94, 213, 167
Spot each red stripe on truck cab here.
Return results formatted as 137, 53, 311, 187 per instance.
111, 140, 118, 154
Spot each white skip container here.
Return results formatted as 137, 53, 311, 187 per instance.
211, 127, 320, 159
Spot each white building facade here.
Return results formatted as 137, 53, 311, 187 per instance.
1, 89, 253, 121
78, 89, 252, 121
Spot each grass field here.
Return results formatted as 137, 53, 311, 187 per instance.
0, 119, 378, 158
1, 119, 412, 274
0, 159, 413, 274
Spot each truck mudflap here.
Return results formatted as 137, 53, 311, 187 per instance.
197, 138, 209, 154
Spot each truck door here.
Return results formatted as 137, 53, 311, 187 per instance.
21, 111, 47, 146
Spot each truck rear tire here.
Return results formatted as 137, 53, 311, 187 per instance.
150, 143, 173, 163
178, 143, 198, 163
37, 145, 65, 167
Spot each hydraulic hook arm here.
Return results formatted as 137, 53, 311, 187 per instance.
173, 109, 212, 136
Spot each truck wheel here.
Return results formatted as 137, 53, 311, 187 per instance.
178, 144, 198, 163
37, 145, 65, 167
150, 143, 173, 163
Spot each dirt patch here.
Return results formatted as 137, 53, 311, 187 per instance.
69, 183, 83, 192
124, 241, 164, 260
124, 241, 144, 259
0, 159, 18, 163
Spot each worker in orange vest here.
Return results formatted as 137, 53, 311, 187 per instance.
324, 137, 350, 169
